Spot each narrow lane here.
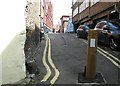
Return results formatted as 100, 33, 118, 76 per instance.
41, 34, 51, 82
48, 33, 119, 84
48, 33, 87, 84
40, 34, 60, 84
35, 33, 119, 84
47, 36, 60, 84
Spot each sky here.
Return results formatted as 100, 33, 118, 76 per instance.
51, 0, 72, 25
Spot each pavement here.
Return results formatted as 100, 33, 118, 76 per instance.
31, 33, 120, 85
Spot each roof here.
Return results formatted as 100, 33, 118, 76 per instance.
60, 15, 70, 20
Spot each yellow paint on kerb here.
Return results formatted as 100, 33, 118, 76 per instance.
41, 34, 51, 82
48, 37, 60, 84
41, 34, 60, 84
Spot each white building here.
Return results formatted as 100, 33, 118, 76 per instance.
0, 0, 27, 85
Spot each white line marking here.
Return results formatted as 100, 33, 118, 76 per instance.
97, 47, 120, 63
82, 39, 120, 68
97, 49, 120, 69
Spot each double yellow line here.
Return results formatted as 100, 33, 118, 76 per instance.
41, 34, 60, 84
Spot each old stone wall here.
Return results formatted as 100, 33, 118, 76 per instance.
24, 0, 41, 75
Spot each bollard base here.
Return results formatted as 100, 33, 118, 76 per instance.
78, 72, 105, 84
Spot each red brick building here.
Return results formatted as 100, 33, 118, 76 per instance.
43, 0, 53, 30
60, 15, 70, 33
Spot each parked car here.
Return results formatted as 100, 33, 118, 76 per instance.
76, 24, 95, 38
94, 21, 120, 50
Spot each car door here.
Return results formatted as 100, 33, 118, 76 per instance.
79, 25, 86, 38
100, 23, 110, 44
83, 26, 87, 38
96, 22, 106, 42
77, 25, 84, 38
84, 25, 90, 38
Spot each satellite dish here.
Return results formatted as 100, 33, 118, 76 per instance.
115, 2, 120, 13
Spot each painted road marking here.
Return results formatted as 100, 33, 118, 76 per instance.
41, 34, 60, 84
97, 49, 120, 69
41, 34, 51, 82
82, 39, 120, 69
97, 47, 120, 63
48, 37, 60, 84
97, 47, 120, 68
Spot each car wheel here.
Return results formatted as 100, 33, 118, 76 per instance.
109, 38, 118, 50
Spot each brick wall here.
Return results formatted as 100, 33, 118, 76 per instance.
44, 0, 53, 30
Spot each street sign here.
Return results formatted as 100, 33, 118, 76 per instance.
90, 39, 95, 47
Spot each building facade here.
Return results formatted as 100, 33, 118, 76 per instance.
43, 0, 53, 31
40, 0, 44, 29
72, 0, 120, 32
26, 0, 40, 30
66, 17, 74, 33
60, 15, 70, 33
53, 22, 61, 33
1, 0, 27, 85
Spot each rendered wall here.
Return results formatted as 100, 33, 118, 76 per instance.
0, 0, 26, 85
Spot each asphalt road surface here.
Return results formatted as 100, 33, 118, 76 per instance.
33, 33, 120, 85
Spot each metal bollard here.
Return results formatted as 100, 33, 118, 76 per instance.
85, 29, 98, 79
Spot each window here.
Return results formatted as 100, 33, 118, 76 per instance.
85, 0, 89, 8
73, 0, 77, 4
41, 0, 44, 7
79, 0, 89, 13
73, 7, 78, 17
90, 0, 100, 6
